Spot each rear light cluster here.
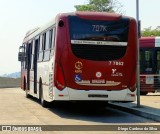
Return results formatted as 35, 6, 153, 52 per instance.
129, 72, 136, 92
127, 93, 136, 97
129, 85, 136, 92
54, 62, 66, 91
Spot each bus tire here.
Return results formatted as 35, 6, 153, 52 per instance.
25, 80, 31, 98
39, 82, 49, 108
23, 77, 26, 91
26, 89, 31, 98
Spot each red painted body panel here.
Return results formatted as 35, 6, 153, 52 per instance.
140, 75, 155, 92
76, 11, 121, 20
140, 36, 156, 93
54, 12, 137, 91
140, 37, 155, 48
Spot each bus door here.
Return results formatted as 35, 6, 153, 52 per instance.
26, 42, 32, 90
140, 49, 154, 74
140, 49, 154, 92
154, 49, 160, 91
30, 39, 39, 94
33, 38, 39, 94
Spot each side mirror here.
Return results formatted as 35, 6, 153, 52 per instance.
18, 46, 25, 62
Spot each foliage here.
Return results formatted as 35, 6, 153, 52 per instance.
141, 26, 160, 37
74, 0, 122, 13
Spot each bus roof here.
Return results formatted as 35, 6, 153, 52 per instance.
140, 36, 160, 48
22, 11, 134, 43
23, 18, 56, 43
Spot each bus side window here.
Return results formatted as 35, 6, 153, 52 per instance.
25, 43, 28, 69
29, 41, 33, 70
50, 27, 55, 57
43, 31, 50, 61
35, 37, 40, 60
24, 44, 27, 69
25, 41, 32, 70
31, 40, 35, 70
20, 44, 24, 68
140, 49, 153, 74
21, 43, 25, 69
156, 51, 160, 73
45, 31, 50, 50
140, 49, 145, 73
38, 35, 43, 62
42, 33, 46, 51
145, 50, 153, 73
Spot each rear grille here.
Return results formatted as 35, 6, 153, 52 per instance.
71, 44, 127, 61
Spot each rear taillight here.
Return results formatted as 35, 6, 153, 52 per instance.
54, 62, 66, 90
129, 71, 136, 92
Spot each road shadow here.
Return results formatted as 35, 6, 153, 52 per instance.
47, 101, 156, 123
27, 97, 156, 123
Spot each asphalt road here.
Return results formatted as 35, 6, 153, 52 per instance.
0, 88, 159, 134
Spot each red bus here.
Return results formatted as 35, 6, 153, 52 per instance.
140, 36, 160, 95
18, 12, 137, 107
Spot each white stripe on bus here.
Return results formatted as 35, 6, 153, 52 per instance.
71, 40, 127, 46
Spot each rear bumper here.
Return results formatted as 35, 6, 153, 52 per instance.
53, 87, 136, 102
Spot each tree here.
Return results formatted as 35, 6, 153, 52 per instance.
141, 26, 160, 37
75, 0, 122, 13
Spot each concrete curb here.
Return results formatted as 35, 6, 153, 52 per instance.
108, 103, 160, 122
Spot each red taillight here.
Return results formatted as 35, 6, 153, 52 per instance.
129, 72, 136, 92
129, 84, 136, 92
55, 63, 66, 90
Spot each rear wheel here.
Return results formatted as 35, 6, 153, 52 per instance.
25, 79, 31, 98
25, 89, 31, 98
39, 82, 49, 107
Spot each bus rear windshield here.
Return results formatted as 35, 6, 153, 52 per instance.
69, 16, 129, 61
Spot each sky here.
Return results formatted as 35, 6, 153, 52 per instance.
0, 0, 160, 75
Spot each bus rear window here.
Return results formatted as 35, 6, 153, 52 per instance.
69, 16, 129, 61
